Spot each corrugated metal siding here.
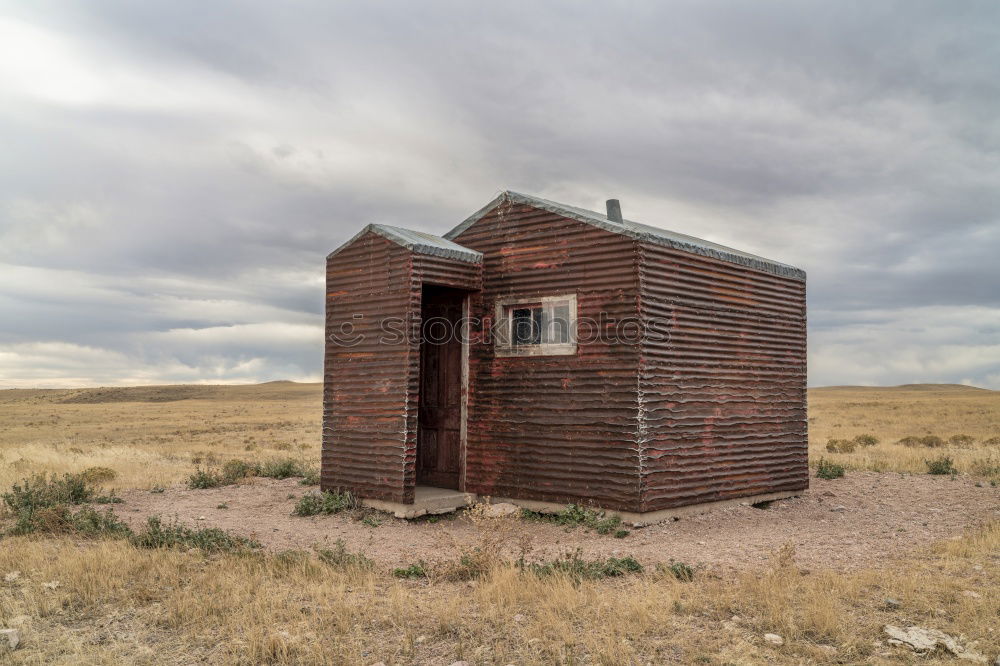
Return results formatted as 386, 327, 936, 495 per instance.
325, 199, 806, 514
322, 231, 482, 504
412, 253, 483, 292
323, 232, 415, 503
452, 204, 644, 511
637, 241, 808, 512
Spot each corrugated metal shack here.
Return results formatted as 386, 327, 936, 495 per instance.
323, 191, 807, 521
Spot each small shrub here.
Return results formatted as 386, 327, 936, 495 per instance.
665, 561, 695, 582
982, 437, 1000, 447
130, 516, 260, 552
361, 514, 382, 528
79, 466, 117, 484
65, 506, 133, 537
1, 472, 122, 532
221, 459, 259, 482
188, 458, 314, 489
948, 434, 976, 448
815, 458, 845, 480
521, 503, 623, 535
613, 529, 630, 539
897, 435, 946, 448
853, 434, 879, 447
2, 473, 257, 549
523, 549, 643, 581
217, 503, 229, 510
299, 467, 321, 486
258, 458, 307, 480
93, 493, 123, 504
293, 490, 358, 517
393, 562, 428, 579
316, 540, 374, 570
10, 505, 131, 538
445, 553, 493, 581
969, 456, 1000, 478
187, 468, 224, 489
2, 472, 94, 515
825, 438, 856, 453
925, 456, 957, 475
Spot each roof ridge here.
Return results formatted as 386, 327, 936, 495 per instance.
444, 190, 805, 280
327, 223, 482, 264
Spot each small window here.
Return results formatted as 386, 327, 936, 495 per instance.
496, 294, 577, 357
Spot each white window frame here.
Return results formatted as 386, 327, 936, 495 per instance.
494, 293, 577, 357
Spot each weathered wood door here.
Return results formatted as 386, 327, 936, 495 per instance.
417, 286, 464, 489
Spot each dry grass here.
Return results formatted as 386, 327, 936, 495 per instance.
1, 516, 997, 664
809, 384, 1000, 481
0, 382, 320, 491
1, 381, 999, 663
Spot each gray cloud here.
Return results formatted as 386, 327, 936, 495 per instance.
1, 1, 998, 387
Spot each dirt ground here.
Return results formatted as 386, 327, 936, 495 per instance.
106, 471, 1000, 572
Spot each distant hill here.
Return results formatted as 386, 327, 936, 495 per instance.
812, 383, 994, 393
2, 381, 993, 405
0, 382, 323, 405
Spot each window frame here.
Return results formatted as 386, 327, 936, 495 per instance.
494, 293, 578, 358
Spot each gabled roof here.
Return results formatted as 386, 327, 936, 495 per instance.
328, 223, 483, 264
445, 191, 805, 280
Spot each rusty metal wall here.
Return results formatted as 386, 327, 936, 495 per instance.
637, 241, 808, 512
412, 253, 483, 291
452, 204, 644, 511
326, 202, 805, 513
323, 231, 416, 503
322, 231, 482, 504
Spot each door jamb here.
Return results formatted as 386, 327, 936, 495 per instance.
458, 293, 470, 492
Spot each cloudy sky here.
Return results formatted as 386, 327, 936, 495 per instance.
1, 1, 998, 389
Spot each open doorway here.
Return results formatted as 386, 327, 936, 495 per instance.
417, 285, 467, 490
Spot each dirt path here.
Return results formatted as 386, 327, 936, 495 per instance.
107, 472, 999, 572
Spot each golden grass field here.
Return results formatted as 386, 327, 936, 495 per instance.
1, 382, 998, 664
0, 382, 322, 492
810, 384, 1000, 481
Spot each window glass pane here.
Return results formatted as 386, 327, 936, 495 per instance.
511, 307, 541, 345
548, 303, 570, 343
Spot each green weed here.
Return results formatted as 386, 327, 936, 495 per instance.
925, 456, 957, 475
393, 562, 428, 579
815, 458, 845, 480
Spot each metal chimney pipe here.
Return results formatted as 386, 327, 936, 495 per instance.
606, 199, 623, 224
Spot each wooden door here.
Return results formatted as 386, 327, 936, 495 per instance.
417, 286, 464, 489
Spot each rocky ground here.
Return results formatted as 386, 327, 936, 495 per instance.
106, 471, 1000, 571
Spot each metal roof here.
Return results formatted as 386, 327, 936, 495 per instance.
329, 223, 483, 264
445, 191, 806, 280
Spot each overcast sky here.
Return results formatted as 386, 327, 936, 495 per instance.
1, 1, 998, 389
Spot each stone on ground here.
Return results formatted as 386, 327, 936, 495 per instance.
0, 629, 20, 650
484, 503, 519, 517
883, 625, 987, 663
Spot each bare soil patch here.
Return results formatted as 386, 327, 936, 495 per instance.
107, 471, 999, 571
